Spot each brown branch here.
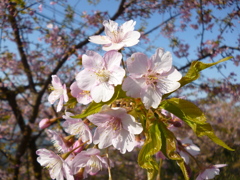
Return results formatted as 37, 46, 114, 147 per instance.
29, 137, 42, 180
7, 3, 36, 93
13, 125, 32, 180
2, 87, 25, 132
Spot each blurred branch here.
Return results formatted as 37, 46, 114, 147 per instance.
29, 138, 42, 180
7, 2, 36, 93
13, 125, 32, 180
1, 86, 25, 132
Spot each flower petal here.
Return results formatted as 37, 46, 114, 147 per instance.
120, 20, 136, 33
89, 35, 111, 44
151, 48, 172, 73
88, 113, 111, 126
122, 77, 144, 98
156, 78, 181, 94
76, 69, 97, 91
108, 66, 125, 86
103, 50, 122, 70
122, 31, 140, 47
93, 127, 114, 149
56, 96, 63, 112
121, 113, 143, 134
127, 52, 149, 75
82, 51, 104, 70
51, 75, 63, 89
102, 42, 124, 51
165, 67, 182, 81
91, 82, 114, 102
112, 130, 136, 154
48, 91, 61, 104
141, 87, 162, 109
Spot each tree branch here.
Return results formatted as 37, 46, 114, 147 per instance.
29, 137, 42, 180
7, 3, 36, 93
2, 87, 25, 132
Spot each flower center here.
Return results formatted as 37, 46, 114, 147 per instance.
107, 116, 122, 131
145, 72, 159, 86
46, 158, 62, 170
79, 90, 90, 96
110, 30, 123, 43
87, 155, 102, 170
95, 69, 110, 82
69, 122, 84, 136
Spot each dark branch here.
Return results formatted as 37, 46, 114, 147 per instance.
7, 3, 36, 93
1, 87, 25, 132
29, 138, 42, 180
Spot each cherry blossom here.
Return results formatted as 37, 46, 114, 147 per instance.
36, 149, 74, 180
196, 164, 227, 180
89, 19, 141, 51
70, 82, 92, 105
87, 105, 143, 154
76, 50, 125, 103
47, 129, 69, 153
122, 48, 182, 109
62, 112, 92, 144
177, 137, 200, 164
48, 75, 68, 112
72, 148, 108, 178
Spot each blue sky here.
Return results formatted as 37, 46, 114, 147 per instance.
3, 0, 239, 87
41, 0, 240, 83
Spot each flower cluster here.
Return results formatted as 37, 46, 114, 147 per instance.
37, 19, 228, 180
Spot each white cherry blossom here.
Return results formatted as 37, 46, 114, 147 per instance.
76, 50, 125, 103
72, 148, 108, 178
196, 164, 227, 180
87, 105, 143, 154
122, 48, 182, 109
48, 75, 68, 112
36, 149, 74, 180
89, 19, 140, 51
62, 112, 92, 144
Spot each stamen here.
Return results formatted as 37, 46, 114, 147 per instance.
95, 69, 110, 82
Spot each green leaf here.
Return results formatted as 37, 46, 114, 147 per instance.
160, 98, 206, 124
72, 85, 126, 119
159, 98, 234, 151
162, 56, 232, 99
179, 56, 232, 87
158, 121, 189, 180
138, 116, 162, 180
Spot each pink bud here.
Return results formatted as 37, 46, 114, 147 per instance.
39, 118, 51, 129
72, 140, 83, 154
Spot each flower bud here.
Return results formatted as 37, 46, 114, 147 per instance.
173, 120, 182, 127
39, 118, 51, 129
63, 135, 75, 147
74, 168, 84, 180
72, 139, 84, 154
